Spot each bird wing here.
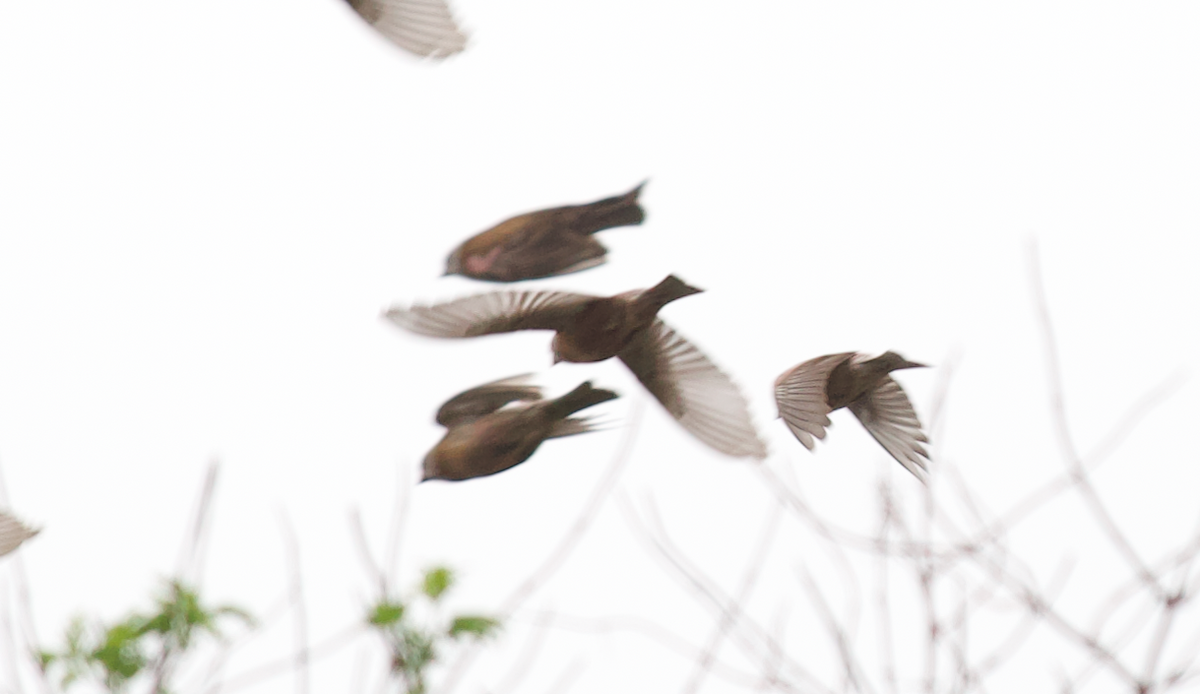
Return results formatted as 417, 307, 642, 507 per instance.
435, 374, 542, 427
346, 0, 468, 58
384, 290, 594, 338
847, 376, 930, 484
618, 320, 767, 459
773, 353, 856, 449
0, 511, 39, 558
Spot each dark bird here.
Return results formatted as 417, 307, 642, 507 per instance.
443, 181, 647, 282
344, 0, 468, 58
385, 275, 768, 459
422, 375, 618, 481
774, 351, 930, 482
0, 510, 39, 558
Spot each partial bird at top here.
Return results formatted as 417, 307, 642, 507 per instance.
344, 0, 468, 58
774, 351, 930, 483
385, 275, 768, 459
444, 181, 648, 282
0, 510, 39, 558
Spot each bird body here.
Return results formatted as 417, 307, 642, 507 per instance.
386, 275, 767, 459
422, 376, 618, 482
444, 182, 647, 282
551, 275, 702, 363
775, 351, 930, 482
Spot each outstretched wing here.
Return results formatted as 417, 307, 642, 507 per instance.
848, 376, 930, 484
773, 353, 855, 449
619, 320, 767, 459
346, 0, 468, 58
384, 290, 593, 338
0, 511, 39, 558
435, 374, 542, 427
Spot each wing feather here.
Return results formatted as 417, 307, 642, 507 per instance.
435, 374, 542, 427
348, 0, 468, 58
0, 511, 39, 558
773, 353, 855, 450
619, 321, 767, 459
384, 290, 593, 338
847, 376, 930, 483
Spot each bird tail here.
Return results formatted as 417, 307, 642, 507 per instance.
572, 180, 648, 234
638, 274, 704, 315
544, 381, 619, 434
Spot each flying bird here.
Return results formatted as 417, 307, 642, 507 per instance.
422, 375, 618, 481
344, 0, 468, 58
0, 510, 39, 558
385, 275, 768, 459
774, 351, 930, 482
443, 181, 648, 282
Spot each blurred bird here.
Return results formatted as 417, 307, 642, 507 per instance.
774, 352, 930, 483
443, 181, 648, 282
344, 0, 468, 58
386, 275, 768, 459
0, 510, 39, 558
422, 375, 618, 481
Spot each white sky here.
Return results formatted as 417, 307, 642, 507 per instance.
1, 1, 1198, 692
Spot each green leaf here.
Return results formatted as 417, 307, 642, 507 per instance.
421, 567, 454, 601
448, 615, 501, 640
368, 601, 405, 627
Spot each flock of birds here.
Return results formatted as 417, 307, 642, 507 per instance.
384, 182, 933, 484
0, 0, 930, 564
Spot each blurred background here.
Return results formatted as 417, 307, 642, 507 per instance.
0, 1, 1197, 691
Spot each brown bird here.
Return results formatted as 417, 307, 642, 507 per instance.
774, 351, 930, 482
422, 375, 618, 481
443, 181, 647, 282
0, 510, 39, 558
385, 275, 768, 459
344, 0, 468, 58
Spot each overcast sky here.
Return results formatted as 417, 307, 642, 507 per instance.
1, 1, 1198, 692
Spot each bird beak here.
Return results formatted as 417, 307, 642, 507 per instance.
552, 353, 563, 365
900, 359, 928, 370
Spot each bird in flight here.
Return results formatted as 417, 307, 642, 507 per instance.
774, 351, 930, 482
422, 375, 618, 481
443, 181, 648, 282
386, 275, 768, 459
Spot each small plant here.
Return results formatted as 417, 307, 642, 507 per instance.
38, 578, 254, 693
366, 566, 500, 694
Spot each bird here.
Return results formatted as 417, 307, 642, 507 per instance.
422, 375, 618, 481
385, 275, 768, 459
343, 0, 468, 59
443, 181, 648, 282
0, 510, 39, 558
774, 351, 930, 483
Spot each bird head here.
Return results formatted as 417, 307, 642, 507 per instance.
878, 351, 927, 372
442, 249, 463, 277
420, 450, 442, 483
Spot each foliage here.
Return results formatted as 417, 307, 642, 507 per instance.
38, 579, 254, 693
365, 566, 501, 694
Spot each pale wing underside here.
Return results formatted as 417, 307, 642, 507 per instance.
436, 374, 541, 427
620, 320, 767, 459
0, 511, 39, 558
773, 353, 855, 449
348, 0, 468, 58
384, 290, 593, 338
848, 376, 930, 483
